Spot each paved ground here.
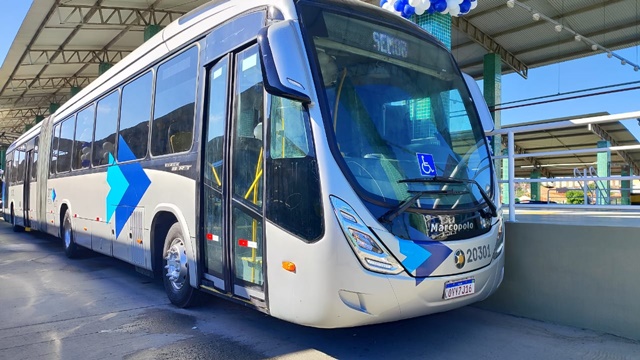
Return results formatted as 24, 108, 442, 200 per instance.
1, 222, 639, 359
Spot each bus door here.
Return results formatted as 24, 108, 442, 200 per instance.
23, 150, 33, 229
202, 44, 266, 303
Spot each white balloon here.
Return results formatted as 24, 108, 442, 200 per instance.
449, 5, 460, 16
415, 6, 425, 15
441, 8, 449, 14
409, 0, 421, 7
470, 0, 478, 10
459, 0, 464, 3
382, 2, 392, 10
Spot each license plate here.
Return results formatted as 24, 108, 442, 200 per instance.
443, 277, 475, 300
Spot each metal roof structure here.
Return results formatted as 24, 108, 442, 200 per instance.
501, 112, 640, 178
0, 0, 639, 148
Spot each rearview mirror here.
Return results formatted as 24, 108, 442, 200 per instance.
462, 72, 495, 133
258, 20, 312, 104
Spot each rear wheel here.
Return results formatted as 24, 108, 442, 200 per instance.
11, 207, 23, 232
163, 223, 198, 308
62, 211, 80, 258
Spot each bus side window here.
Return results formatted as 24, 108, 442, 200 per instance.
93, 91, 119, 166
73, 104, 95, 170
50, 124, 60, 175
266, 96, 323, 241
119, 72, 152, 161
151, 46, 198, 156
31, 137, 38, 180
57, 116, 75, 173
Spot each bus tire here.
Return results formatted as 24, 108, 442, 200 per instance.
11, 208, 23, 232
163, 223, 198, 308
62, 211, 80, 258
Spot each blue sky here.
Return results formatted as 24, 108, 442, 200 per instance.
0, 1, 638, 136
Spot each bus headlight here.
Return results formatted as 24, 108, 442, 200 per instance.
493, 219, 505, 259
330, 196, 403, 275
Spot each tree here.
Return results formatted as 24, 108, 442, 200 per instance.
566, 190, 584, 204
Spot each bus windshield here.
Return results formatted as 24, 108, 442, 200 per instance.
300, 5, 493, 212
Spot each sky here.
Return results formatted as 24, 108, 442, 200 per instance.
0, 1, 638, 136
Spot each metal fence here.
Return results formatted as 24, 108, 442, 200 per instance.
489, 110, 640, 221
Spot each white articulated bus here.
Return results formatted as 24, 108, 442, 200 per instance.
3, 0, 504, 328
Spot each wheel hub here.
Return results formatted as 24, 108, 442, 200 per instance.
165, 238, 188, 290
64, 226, 72, 248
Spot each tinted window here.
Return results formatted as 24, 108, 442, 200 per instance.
119, 72, 152, 160
73, 105, 95, 170
93, 91, 119, 167
16, 150, 24, 183
6, 160, 12, 185
232, 45, 264, 209
151, 47, 198, 156
57, 117, 75, 173
50, 124, 60, 174
266, 96, 322, 241
31, 137, 38, 180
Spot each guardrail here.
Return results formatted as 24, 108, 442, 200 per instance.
488, 110, 640, 221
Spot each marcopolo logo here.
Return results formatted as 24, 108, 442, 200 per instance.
426, 215, 475, 240
429, 221, 474, 234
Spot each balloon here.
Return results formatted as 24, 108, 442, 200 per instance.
382, 2, 392, 10
409, 0, 421, 7
403, 4, 416, 17
432, 0, 447, 12
415, 6, 426, 15
470, 0, 478, 10
394, 0, 405, 12
459, 0, 471, 13
427, 6, 436, 14
380, 0, 388, 6
447, 0, 460, 16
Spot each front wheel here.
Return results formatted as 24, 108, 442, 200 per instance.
163, 223, 198, 308
62, 211, 80, 258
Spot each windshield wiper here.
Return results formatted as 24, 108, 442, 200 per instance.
378, 176, 497, 224
379, 189, 469, 223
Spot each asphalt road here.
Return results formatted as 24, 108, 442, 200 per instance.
1, 222, 638, 360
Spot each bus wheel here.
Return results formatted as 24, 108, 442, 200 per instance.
62, 211, 80, 258
11, 208, 23, 232
163, 223, 198, 308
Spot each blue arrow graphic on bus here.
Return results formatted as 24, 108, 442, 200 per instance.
106, 153, 128, 223
399, 240, 431, 273
400, 240, 453, 283
105, 136, 151, 238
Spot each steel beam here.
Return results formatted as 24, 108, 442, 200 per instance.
23, 49, 133, 66
0, 94, 70, 109
8, 76, 96, 92
0, 108, 48, 119
451, 16, 528, 79
57, 5, 184, 27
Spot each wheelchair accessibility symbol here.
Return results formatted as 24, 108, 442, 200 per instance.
416, 153, 437, 176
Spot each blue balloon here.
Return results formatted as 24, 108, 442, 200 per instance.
394, 0, 405, 12
403, 4, 416, 18
432, 0, 448, 13
427, 6, 436, 14
460, 0, 472, 13
380, 0, 387, 6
